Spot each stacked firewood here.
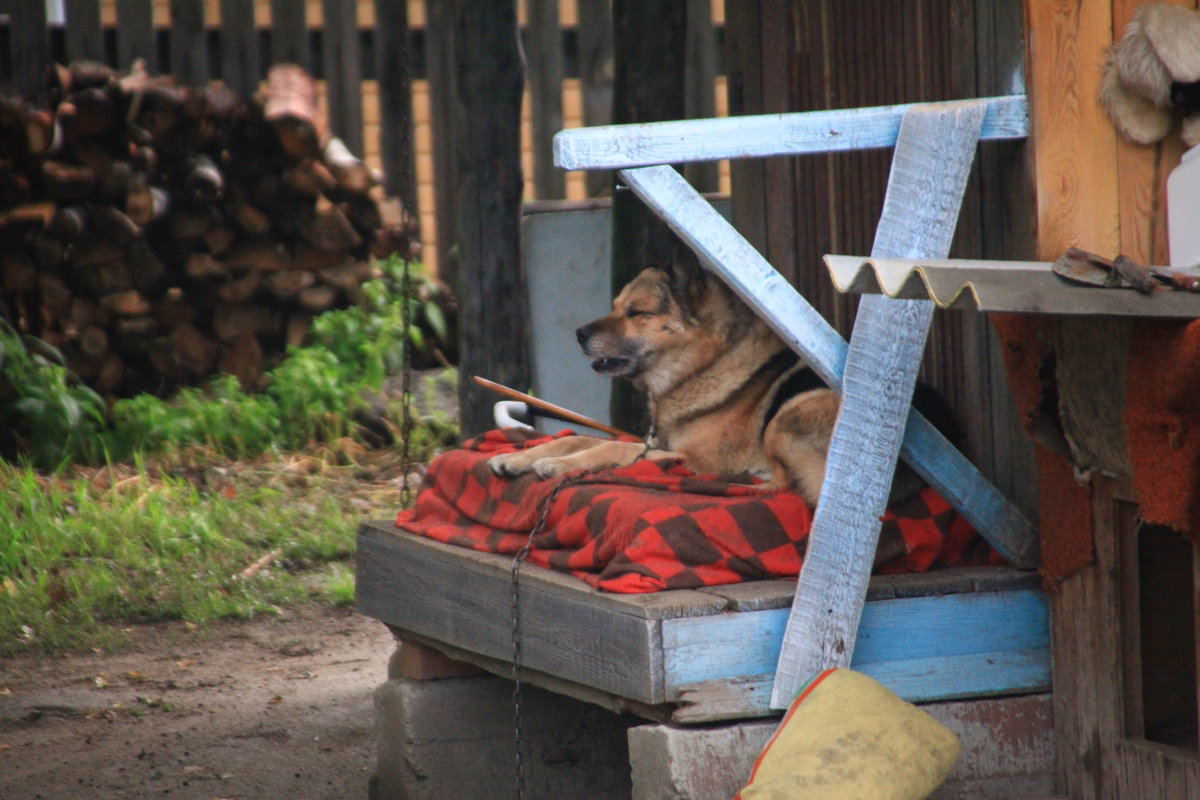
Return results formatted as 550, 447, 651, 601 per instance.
0, 61, 417, 396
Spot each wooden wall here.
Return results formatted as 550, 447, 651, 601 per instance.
1025, 1, 1200, 796
724, 0, 1038, 521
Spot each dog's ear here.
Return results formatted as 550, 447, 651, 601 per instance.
665, 246, 707, 318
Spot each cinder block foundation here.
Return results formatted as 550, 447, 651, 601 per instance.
371, 669, 637, 800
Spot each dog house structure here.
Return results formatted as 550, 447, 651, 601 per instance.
357, 3, 1200, 799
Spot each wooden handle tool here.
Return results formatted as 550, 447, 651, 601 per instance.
472, 376, 635, 438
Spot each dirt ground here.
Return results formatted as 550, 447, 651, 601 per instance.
0, 604, 396, 800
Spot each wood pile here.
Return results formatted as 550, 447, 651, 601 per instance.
0, 61, 417, 397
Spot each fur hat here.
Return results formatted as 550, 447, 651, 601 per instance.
1100, 3, 1200, 147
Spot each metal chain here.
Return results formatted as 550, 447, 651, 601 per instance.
510, 470, 594, 800
395, 22, 417, 511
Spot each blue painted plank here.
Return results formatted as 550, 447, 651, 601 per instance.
856, 648, 1052, 703
555, 95, 1027, 170
660, 589, 1049, 691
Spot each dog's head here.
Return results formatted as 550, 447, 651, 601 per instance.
575, 266, 727, 394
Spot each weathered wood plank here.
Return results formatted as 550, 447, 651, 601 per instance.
269, 0, 311, 70
574, 0, 614, 198
321, 0, 363, 153
373, 0, 416, 213
64, 0, 104, 64
770, 102, 989, 708
556, 95, 1028, 170
617, 162, 1038, 568
168, 0, 208, 85
3, 0, 49, 99
661, 588, 1049, 692
115, 0, 156, 72
526, 0, 566, 199
219, 0, 259, 98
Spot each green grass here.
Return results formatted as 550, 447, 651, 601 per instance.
0, 435, 422, 657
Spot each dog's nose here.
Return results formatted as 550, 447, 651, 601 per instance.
575, 324, 592, 347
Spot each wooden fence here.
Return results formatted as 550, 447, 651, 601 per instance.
0, 1, 726, 273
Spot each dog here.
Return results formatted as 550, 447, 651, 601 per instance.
488, 262, 960, 507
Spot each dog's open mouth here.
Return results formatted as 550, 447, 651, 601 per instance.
590, 357, 635, 375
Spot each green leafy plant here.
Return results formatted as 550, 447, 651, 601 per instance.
0, 319, 109, 470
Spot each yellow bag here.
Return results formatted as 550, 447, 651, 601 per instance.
737, 668, 960, 800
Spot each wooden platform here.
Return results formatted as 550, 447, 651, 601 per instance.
356, 521, 1050, 724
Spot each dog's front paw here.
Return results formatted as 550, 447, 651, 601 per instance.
531, 457, 573, 479
488, 451, 536, 478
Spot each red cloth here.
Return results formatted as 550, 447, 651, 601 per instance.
396, 428, 986, 594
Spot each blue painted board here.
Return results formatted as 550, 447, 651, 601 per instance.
857, 648, 1051, 703
661, 589, 1048, 692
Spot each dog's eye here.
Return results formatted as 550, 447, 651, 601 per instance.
626, 309, 649, 319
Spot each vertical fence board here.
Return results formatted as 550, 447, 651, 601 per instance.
374, 0, 417, 214
575, 0, 614, 197
220, 0, 259, 97
64, 0, 104, 64
526, 0, 566, 199
269, 0, 311, 70
321, 0, 363, 153
115, 0, 155, 71
425, 0, 460, 286
169, 0, 209, 85
2, 0, 50, 99
683, 0, 718, 193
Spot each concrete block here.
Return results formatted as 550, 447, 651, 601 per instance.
627, 694, 1055, 800
390, 640, 485, 681
373, 673, 636, 800
627, 719, 778, 800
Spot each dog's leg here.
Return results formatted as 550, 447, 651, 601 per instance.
527, 440, 677, 479
760, 389, 839, 506
488, 435, 609, 477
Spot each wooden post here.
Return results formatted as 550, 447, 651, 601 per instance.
425, 0, 461, 285
220, 0, 259, 98
683, 0, 718, 194
65, 0, 104, 64
769, 102, 988, 709
576, 0, 614, 198
610, 0, 688, 434
373, 0, 418, 217
321, 0, 364, 154
450, 0, 528, 438
526, 0, 566, 199
1, 0, 49, 100
270, 0, 312, 71
169, 0, 209, 86
116, 0, 156, 73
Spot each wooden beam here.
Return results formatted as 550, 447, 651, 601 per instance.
769, 102, 991, 707
220, 0, 259, 98
321, 0, 364, 154
374, 0, 417, 213
526, 0, 566, 199
115, 0, 156, 73
1, 0, 49, 100
64, 0, 105, 64
169, 0, 208, 86
617, 163, 1038, 569
556, 95, 1029, 170
269, 0, 311, 71
451, 0, 528, 438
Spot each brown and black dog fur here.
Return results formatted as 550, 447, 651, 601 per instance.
488, 263, 958, 506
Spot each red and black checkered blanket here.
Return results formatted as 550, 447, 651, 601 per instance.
395, 428, 987, 593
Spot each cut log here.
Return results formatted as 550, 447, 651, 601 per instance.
215, 270, 262, 303
299, 200, 362, 252
224, 239, 288, 273
41, 161, 96, 201
185, 251, 231, 281
298, 283, 338, 313
77, 323, 110, 358
170, 323, 218, 376
265, 269, 317, 299
262, 64, 321, 161
1, 252, 38, 293
100, 290, 152, 317
285, 313, 312, 348
94, 352, 125, 394
219, 331, 265, 391
324, 136, 377, 195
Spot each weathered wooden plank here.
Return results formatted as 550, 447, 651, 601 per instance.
661, 588, 1049, 693
321, 0, 363, 153
219, 0, 259, 98
556, 95, 1028, 170
64, 0, 104, 64
617, 163, 1038, 567
357, 524, 669, 704
526, 0, 566, 199
574, 0, 614, 198
3, 0, 49, 99
770, 102, 989, 708
115, 0, 156, 72
682, 0, 719, 194
269, 0, 311, 70
168, 0, 208, 85
373, 0, 416, 213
